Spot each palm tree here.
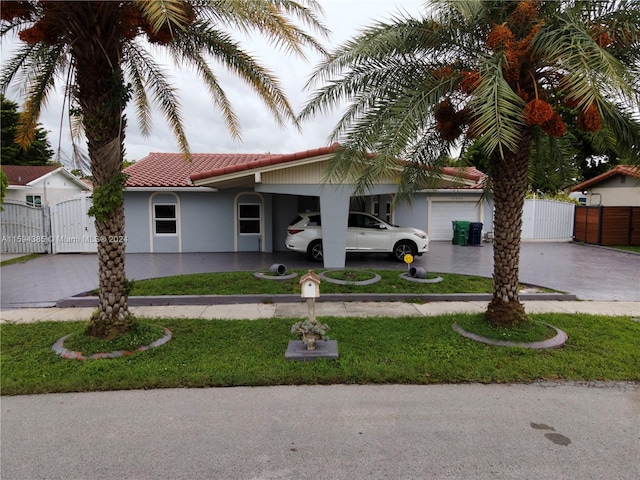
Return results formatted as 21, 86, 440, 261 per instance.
1, 0, 328, 338
299, 0, 640, 327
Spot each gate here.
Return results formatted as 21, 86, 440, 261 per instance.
521, 199, 575, 241
0, 200, 51, 254
50, 196, 97, 253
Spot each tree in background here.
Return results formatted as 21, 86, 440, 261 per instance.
1, 0, 327, 338
300, 0, 640, 327
1, 94, 54, 165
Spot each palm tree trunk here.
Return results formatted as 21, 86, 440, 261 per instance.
486, 130, 533, 327
69, 4, 131, 338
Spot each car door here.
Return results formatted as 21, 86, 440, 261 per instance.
353, 213, 393, 252
346, 214, 359, 251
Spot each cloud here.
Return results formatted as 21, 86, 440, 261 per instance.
1, 1, 423, 162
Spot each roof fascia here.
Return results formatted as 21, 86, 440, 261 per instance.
26, 167, 92, 190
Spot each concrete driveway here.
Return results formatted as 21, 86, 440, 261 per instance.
1, 242, 639, 308
0, 242, 640, 308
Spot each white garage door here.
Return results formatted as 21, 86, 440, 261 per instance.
430, 201, 481, 241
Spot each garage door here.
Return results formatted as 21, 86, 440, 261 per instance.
430, 201, 481, 241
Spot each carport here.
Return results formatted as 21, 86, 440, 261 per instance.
190, 144, 403, 268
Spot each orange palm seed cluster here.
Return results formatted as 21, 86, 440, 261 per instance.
523, 99, 554, 126
578, 104, 602, 132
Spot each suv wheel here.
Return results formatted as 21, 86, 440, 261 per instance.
393, 240, 417, 262
307, 240, 324, 262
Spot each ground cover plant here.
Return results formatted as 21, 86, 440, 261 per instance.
122, 270, 544, 296
0, 253, 42, 267
2, 313, 638, 396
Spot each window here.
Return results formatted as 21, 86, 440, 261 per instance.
26, 195, 42, 206
154, 204, 177, 234
373, 198, 392, 223
239, 203, 261, 234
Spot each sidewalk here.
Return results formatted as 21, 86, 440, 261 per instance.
2, 300, 638, 323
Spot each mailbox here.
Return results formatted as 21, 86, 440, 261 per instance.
300, 270, 321, 298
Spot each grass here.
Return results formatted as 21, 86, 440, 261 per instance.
62, 321, 166, 355
0, 253, 42, 267
2, 313, 638, 395
610, 245, 640, 254
125, 269, 538, 296
455, 316, 557, 343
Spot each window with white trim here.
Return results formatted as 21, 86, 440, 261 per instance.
154, 204, 177, 234
26, 195, 42, 206
238, 203, 261, 234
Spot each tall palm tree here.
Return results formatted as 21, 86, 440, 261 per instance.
299, 0, 640, 327
1, 0, 328, 338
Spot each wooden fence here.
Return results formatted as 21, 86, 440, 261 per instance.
573, 206, 640, 246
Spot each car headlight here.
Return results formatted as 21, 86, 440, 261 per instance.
413, 232, 428, 240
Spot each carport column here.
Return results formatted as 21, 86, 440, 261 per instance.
319, 187, 352, 269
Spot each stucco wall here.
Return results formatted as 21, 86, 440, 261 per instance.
586, 175, 640, 206
124, 189, 276, 253
6, 172, 88, 205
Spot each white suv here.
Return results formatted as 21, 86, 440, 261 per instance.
285, 211, 429, 262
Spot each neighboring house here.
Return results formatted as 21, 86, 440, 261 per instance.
1, 165, 92, 206
571, 165, 640, 206
124, 144, 490, 268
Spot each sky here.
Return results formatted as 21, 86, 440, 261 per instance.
1, 1, 425, 166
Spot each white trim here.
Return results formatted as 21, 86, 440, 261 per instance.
148, 192, 182, 253
28, 167, 92, 191
233, 192, 265, 251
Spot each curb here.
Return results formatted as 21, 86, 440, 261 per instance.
56, 292, 578, 308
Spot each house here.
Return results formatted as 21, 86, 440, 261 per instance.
571, 165, 640, 206
123, 143, 490, 267
1, 165, 92, 206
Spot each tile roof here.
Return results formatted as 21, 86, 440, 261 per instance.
571, 165, 640, 192
124, 152, 277, 187
189, 144, 341, 183
1, 165, 60, 185
124, 143, 487, 189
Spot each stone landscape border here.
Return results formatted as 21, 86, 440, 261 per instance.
452, 323, 568, 349
399, 272, 444, 283
253, 272, 298, 280
319, 270, 381, 286
52, 328, 172, 360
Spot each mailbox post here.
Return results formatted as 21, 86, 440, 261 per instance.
300, 270, 321, 322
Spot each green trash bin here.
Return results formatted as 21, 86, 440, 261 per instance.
452, 221, 471, 246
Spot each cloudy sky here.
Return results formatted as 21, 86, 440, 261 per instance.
2, 1, 424, 165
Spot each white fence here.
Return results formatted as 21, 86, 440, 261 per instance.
1, 196, 96, 254
521, 198, 575, 242
0, 200, 51, 254
50, 196, 97, 253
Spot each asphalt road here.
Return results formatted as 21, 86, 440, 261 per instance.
1, 383, 638, 480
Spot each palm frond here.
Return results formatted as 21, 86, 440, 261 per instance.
123, 42, 190, 155
471, 54, 526, 158
169, 21, 297, 132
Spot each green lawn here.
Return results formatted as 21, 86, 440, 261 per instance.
127, 269, 548, 296
2, 313, 638, 396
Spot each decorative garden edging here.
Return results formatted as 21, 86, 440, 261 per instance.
452, 323, 568, 349
253, 272, 298, 280
399, 272, 444, 284
52, 328, 172, 360
319, 270, 381, 286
